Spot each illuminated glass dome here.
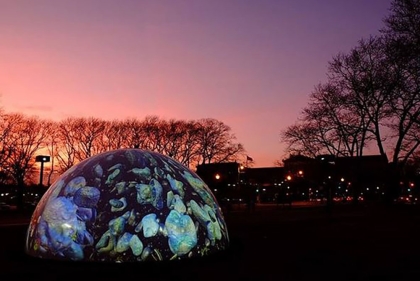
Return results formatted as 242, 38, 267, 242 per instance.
25, 149, 229, 262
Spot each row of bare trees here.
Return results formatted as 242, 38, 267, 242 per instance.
281, 0, 420, 169
0, 113, 245, 187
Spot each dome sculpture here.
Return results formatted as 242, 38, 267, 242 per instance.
25, 149, 229, 262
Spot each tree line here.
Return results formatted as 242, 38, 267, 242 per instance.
0, 113, 245, 187
281, 0, 420, 172
280, 0, 420, 202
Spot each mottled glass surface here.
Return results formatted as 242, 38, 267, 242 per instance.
25, 149, 229, 262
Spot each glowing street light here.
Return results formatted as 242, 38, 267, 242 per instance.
215, 173, 221, 180
35, 155, 50, 186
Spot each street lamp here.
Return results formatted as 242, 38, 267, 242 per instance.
35, 155, 50, 186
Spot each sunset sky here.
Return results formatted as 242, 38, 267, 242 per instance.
0, 0, 392, 167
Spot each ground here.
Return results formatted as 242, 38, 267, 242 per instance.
0, 202, 419, 280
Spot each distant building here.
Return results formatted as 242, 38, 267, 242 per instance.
334, 155, 389, 200
283, 154, 389, 201
195, 162, 284, 202
282, 155, 320, 201
242, 167, 284, 202
196, 154, 390, 203
283, 154, 319, 181
195, 162, 241, 201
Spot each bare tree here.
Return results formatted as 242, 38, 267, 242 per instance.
55, 117, 80, 173
100, 119, 129, 151
1, 114, 53, 208
45, 120, 59, 186
381, 0, 420, 166
195, 118, 245, 165
281, 122, 335, 158
281, 0, 420, 202
281, 80, 374, 158
73, 117, 106, 161
120, 117, 145, 149
139, 115, 166, 152
160, 119, 188, 160
175, 120, 201, 167
282, 34, 417, 163
0, 110, 16, 184
328, 36, 393, 157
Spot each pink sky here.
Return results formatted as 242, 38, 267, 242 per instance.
0, 0, 392, 167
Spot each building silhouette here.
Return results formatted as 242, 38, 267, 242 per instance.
195, 154, 391, 203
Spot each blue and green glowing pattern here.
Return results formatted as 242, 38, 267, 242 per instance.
25, 149, 229, 262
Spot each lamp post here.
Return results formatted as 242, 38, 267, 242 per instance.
238, 164, 245, 192
35, 155, 50, 186
214, 173, 224, 198
238, 164, 245, 209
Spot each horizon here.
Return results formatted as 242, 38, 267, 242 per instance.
0, 0, 392, 167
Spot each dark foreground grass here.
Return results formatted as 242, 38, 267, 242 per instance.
1, 203, 419, 281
